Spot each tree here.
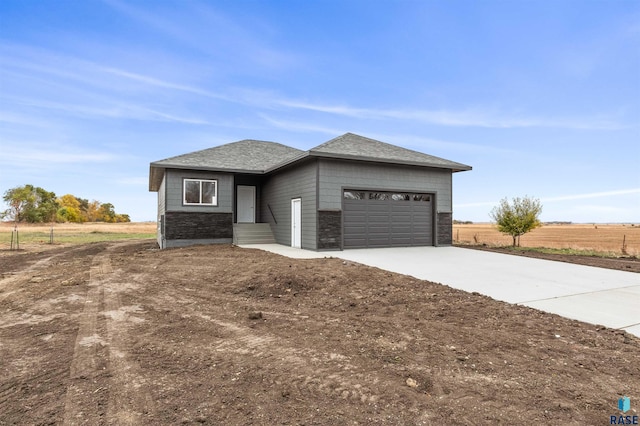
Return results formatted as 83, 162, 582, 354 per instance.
2, 185, 36, 222
490, 196, 542, 247
57, 194, 84, 223
84, 200, 101, 222
2, 185, 132, 224
115, 213, 131, 223
31, 187, 59, 223
2, 185, 58, 223
98, 202, 116, 223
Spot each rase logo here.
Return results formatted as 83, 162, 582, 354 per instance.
611, 396, 638, 425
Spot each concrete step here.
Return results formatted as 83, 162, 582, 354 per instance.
233, 223, 276, 244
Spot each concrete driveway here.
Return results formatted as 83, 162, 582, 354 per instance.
334, 246, 640, 337
242, 244, 640, 337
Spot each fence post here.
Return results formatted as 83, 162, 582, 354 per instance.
50, 225, 54, 244
11, 225, 19, 250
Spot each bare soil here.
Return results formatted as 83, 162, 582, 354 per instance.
1, 240, 638, 425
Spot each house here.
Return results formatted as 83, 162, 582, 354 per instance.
148, 133, 471, 250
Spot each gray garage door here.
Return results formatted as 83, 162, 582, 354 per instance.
343, 190, 433, 248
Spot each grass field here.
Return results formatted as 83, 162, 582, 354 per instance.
2, 221, 638, 257
0, 222, 156, 251
453, 223, 640, 256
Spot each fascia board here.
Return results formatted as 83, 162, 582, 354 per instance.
307, 151, 472, 172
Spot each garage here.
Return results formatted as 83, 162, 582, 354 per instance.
342, 190, 433, 248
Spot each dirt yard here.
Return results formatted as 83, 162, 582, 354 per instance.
1, 240, 638, 425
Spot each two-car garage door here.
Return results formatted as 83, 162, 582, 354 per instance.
343, 190, 433, 248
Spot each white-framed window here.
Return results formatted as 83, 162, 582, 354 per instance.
183, 179, 217, 206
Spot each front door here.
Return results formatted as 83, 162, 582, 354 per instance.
291, 198, 301, 248
237, 185, 256, 223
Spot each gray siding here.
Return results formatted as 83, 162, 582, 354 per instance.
261, 160, 317, 249
165, 169, 233, 213
318, 159, 452, 212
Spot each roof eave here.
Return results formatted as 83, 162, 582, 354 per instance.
149, 162, 269, 192
149, 165, 164, 192
308, 151, 472, 172
150, 162, 266, 174
452, 166, 473, 173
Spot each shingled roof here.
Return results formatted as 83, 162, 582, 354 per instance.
308, 133, 472, 172
149, 140, 305, 190
149, 133, 471, 191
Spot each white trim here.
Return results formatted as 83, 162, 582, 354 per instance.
183, 178, 218, 206
291, 198, 302, 248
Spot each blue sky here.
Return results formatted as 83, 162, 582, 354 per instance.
1, 0, 639, 223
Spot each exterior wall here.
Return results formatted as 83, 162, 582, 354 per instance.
261, 160, 317, 249
162, 169, 234, 247
318, 159, 452, 211
318, 159, 453, 247
165, 169, 233, 213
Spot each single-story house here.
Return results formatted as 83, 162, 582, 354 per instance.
148, 133, 471, 250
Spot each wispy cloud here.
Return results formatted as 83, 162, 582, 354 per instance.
8, 41, 621, 131
259, 114, 344, 135
5, 96, 212, 125
99, 67, 232, 101
274, 99, 624, 130
101, 0, 192, 44
542, 188, 640, 202
0, 111, 53, 128
455, 201, 497, 208
102, 0, 300, 72
0, 144, 116, 166
456, 188, 640, 209
366, 132, 518, 156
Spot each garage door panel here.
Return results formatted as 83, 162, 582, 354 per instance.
391, 204, 412, 211
344, 217, 366, 226
390, 225, 412, 232
343, 190, 433, 248
412, 214, 430, 220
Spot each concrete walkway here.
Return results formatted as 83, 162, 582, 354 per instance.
240, 244, 640, 337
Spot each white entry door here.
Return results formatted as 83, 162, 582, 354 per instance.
291, 198, 301, 248
237, 186, 255, 223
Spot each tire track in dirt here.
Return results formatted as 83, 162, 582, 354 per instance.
0, 244, 99, 304
102, 270, 156, 425
63, 241, 155, 425
199, 314, 385, 406
62, 247, 110, 425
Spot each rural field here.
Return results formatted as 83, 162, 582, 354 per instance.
1, 237, 638, 425
454, 223, 640, 256
0, 222, 156, 253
